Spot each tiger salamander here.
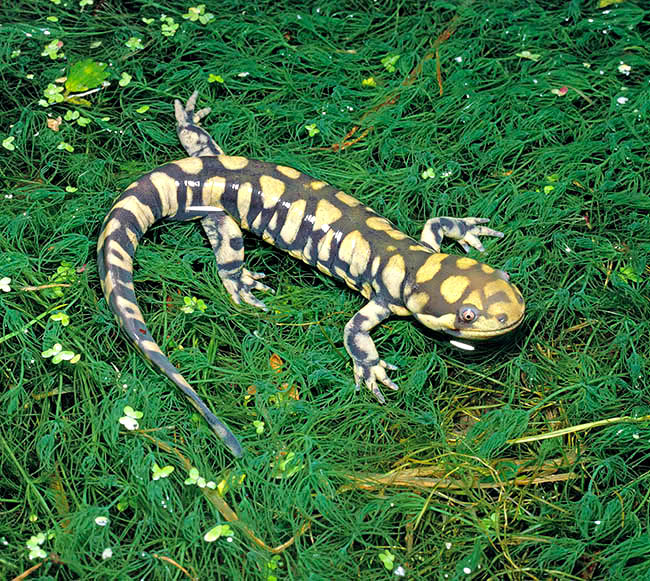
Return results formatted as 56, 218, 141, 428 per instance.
97, 92, 525, 457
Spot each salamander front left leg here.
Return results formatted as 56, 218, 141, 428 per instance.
202, 212, 274, 310
344, 298, 398, 403
420, 217, 503, 253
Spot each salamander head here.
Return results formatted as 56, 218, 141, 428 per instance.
404, 254, 525, 340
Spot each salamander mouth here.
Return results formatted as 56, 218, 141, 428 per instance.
445, 313, 525, 340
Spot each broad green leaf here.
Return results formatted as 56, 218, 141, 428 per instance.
66, 59, 108, 93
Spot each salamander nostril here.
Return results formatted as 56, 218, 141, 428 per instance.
498, 314, 507, 324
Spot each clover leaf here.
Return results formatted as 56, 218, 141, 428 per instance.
152, 462, 175, 480
203, 524, 234, 542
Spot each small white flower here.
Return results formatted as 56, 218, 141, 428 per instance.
633, 433, 640, 439
28, 547, 47, 560
617, 96, 629, 105
394, 565, 406, 577
0, 277, 11, 292
119, 416, 139, 430
27, 533, 45, 547
454, 56, 463, 63
94, 516, 109, 526
618, 63, 631, 76
594, 520, 601, 525
102, 547, 113, 560
445, 542, 452, 550
463, 567, 472, 574
119, 405, 143, 430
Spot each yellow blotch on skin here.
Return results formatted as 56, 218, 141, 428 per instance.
310, 181, 327, 190
201, 175, 226, 206
317, 229, 335, 262
251, 212, 263, 232
385, 228, 408, 240
416, 312, 456, 332
150, 172, 180, 217
259, 175, 286, 208
97, 217, 122, 251
481, 263, 495, 274
236, 182, 253, 228
139, 339, 165, 356
338, 230, 370, 277
218, 155, 250, 170
382, 254, 405, 299
406, 291, 429, 313
484, 279, 511, 300
440, 275, 470, 305
335, 191, 360, 207
185, 185, 194, 211
334, 266, 357, 289
276, 165, 302, 179
366, 216, 392, 231
316, 263, 332, 276
173, 157, 204, 174
303, 238, 314, 262
456, 257, 478, 270
111, 196, 155, 231
102, 271, 115, 299
415, 254, 446, 283
390, 304, 410, 316
105, 241, 133, 272
313, 199, 342, 231
370, 256, 381, 277
115, 295, 141, 319
464, 290, 484, 311
279, 200, 307, 245
125, 227, 139, 250
484, 280, 518, 315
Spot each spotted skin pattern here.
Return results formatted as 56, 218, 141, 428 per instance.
97, 92, 526, 456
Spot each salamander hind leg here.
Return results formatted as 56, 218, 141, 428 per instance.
174, 91, 224, 157
420, 217, 504, 253
343, 298, 399, 403
201, 212, 274, 310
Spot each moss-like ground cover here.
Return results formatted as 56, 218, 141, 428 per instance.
1, 1, 649, 579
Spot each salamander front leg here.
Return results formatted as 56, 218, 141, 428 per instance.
343, 298, 398, 403
420, 217, 504, 253
174, 91, 224, 157
201, 212, 274, 310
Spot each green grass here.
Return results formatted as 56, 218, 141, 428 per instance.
1, 0, 649, 579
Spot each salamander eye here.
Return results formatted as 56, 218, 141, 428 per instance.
459, 307, 477, 323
